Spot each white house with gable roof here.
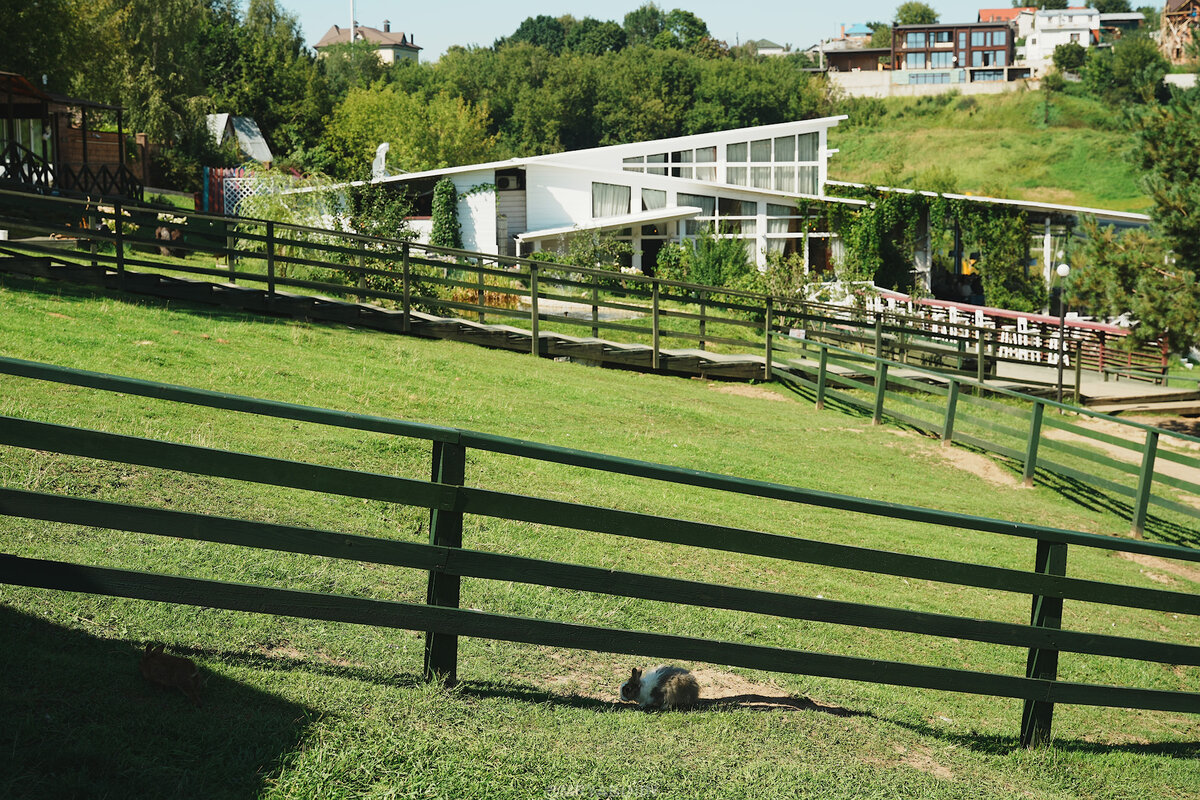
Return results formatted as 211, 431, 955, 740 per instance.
368, 116, 862, 275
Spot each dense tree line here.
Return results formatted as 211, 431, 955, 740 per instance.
10, 0, 827, 187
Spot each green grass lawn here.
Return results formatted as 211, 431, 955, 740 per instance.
0, 272, 1197, 799
830, 90, 1149, 212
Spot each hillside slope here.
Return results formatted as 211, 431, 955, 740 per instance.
0, 274, 1196, 799
828, 89, 1149, 212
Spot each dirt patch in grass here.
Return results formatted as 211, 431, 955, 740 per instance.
938, 445, 1023, 489
892, 744, 955, 781
1116, 551, 1200, 585
708, 383, 792, 403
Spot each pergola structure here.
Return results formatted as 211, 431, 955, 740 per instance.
1, 72, 143, 201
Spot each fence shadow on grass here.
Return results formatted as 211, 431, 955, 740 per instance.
892, 719, 1200, 760
0, 605, 314, 800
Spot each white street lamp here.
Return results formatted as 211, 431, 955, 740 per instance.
1055, 264, 1070, 405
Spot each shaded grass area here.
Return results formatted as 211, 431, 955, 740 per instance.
1, 273, 1198, 799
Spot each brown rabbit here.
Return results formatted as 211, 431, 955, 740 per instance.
140, 643, 202, 707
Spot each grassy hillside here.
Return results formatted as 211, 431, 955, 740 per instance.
0, 273, 1197, 799
828, 88, 1150, 212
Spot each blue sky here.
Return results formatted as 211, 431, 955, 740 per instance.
281, 1, 998, 59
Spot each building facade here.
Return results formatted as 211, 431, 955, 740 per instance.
369, 117, 863, 274
1024, 7, 1100, 75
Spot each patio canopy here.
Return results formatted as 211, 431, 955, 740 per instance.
516, 206, 705, 243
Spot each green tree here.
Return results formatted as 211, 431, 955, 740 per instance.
4, 0, 80, 93
1110, 34, 1169, 103
322, 86, 497, 178
565, 18, 626, 55
1022, 0, 1069, 8
867, 21, 893, 49
506, 14, 567, 54
895, 2, 939, 25
430, 177, 463, 249
1073, 221, 1200, 350
1052, 41, 1087, 72
623, 4, 666, 47
1090, 0, 1131, 12
1131, 92, 1200, 276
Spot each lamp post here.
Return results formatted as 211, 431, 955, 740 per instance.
1054, 263, 1070, 405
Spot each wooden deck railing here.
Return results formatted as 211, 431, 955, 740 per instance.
0, 357, 1197, 748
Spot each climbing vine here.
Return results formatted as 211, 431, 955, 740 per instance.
821, 186, 1046, 311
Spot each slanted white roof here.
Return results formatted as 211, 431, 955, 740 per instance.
206, 113, 273, 164
517, 206, 705, 243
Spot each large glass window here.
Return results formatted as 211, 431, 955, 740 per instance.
774, 166, 795, 192
905, 32, 926, 49
750, 166, 772, 189
971, 31, 985, 46
934, 30, 953, 43
646, 153, 667, 176
750, 139, 771, 162
641, 188, 666, 211
726, 142, 747, 162
678, 192, 716, 234
995, 50, 1006, 67
623, 156, 643, 173
797, 132, 818, 162
973, 69, 1004, 82
798, 166, 819, 195
773, 136, 795, 162
992, 30, 1006, 46
695, 146, 716, 163
930, 51, 953, 68
726, 166, 747, 186
908, 52, 926, 69
592, 182, 631, 218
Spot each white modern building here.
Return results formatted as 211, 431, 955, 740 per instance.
372, 116, 863, 274
1025, 7, 1100, 75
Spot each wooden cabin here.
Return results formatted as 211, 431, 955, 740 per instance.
1, 72, 144, 201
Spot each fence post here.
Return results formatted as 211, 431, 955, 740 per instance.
651, 281, 661, 370
698, 291, 707, 351
1132, 429, 1159, 538
356, 253, 367, 304
1099, 332, 1107, 381
530, 262, 540, 357
1023, 401, 1045, 487
815, 346, 829, 411
976, 332, 986, 385
265, 221, 276, 300
1073, 341, 1083, 404
591, 276, 599, 338
1020, 539, 1068, 748
112, 200, 125, 285
401, 242, 412, 333
424, 440, 466, 687
942, 379, 960, 447
477, 261, 486, 323
872, 360, 888, 425
763, 298, 773, 382
874, 315, 884, 359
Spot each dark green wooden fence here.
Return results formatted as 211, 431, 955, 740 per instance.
1, 356, 1197, 748
0, 188, 1168, 381
771, 335, 1200, 536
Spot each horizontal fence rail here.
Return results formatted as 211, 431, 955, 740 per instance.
0, 187, 1168, 384
770, 335, 1200, 537
1, 358, 1198, 748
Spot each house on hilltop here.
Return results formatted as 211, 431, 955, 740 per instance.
314, 20, 421, 64
1024, 7, 1100, 75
